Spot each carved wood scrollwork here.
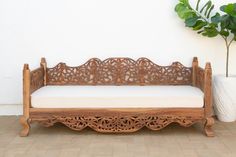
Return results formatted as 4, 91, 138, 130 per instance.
30, 67, 44, 93
46, 58, 101, 85
137, 58, 192, 85
31, 115, 202, 133
196, 67, 205, 91
46, 58, 192, 85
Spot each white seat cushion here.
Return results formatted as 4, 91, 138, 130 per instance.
31, 86, 204, 108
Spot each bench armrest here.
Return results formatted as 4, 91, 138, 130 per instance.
23, 62, 46, 94
202, 63, 212, 117
29, 67, 45, 93
192, 58, 212, 117
23, 58, 46, 114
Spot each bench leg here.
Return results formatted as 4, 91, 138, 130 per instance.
204, 117, 214, 137
19, 116, 30, 137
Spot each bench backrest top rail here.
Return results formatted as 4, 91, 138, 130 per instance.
45, 57, 192, 86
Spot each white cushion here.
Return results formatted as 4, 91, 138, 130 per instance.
31, 86, 204, 108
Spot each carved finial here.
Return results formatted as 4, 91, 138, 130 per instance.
193, 57, 198, 65
192, 57, 199, 87
41, 57, 46, 65
23, 64, 29, 70
205, 62, 211, 70
40, 57, 47, 86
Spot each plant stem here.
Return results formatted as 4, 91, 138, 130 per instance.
223, 37, 234, 77
226, 43, 230, 77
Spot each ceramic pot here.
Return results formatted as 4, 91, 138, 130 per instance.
213, 75, 236, 122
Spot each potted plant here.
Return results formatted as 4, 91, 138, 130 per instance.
175, 0, 236, 122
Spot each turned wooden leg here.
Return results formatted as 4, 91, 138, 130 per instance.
19, 116, 30, 137
204, 117, 214, 137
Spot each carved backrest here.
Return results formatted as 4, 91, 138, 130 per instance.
46, 58, 192, 85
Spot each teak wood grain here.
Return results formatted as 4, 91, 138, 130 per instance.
20, 57, 214, 137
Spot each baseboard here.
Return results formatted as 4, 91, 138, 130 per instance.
0, 104, 22, 115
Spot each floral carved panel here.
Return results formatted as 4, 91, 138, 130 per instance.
31, 114, 202, 133
46, 58, 192, 85
137, 58, 192, 85
46, 58, 102, 85
30, 67, 44, 93
196, 67, 205, 91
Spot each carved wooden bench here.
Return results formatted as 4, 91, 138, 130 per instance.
20, 57, 214, 137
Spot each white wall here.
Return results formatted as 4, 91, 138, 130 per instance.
0, 0, 236, 114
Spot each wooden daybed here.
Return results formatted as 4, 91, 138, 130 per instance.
20, 57, 214, 137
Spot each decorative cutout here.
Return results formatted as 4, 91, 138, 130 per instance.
196, 67, 205, 91
46, 58, 101, 85
30, 67, 44, 93
46, 58, 192, 85
137, 58, 192, 85
31, 114, 202, 133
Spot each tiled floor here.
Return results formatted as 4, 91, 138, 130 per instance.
0, 116, 236, 157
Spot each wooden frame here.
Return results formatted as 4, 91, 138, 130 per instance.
20, 57, 214, 137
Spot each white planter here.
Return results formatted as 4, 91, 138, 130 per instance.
213, 75, 236, 122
